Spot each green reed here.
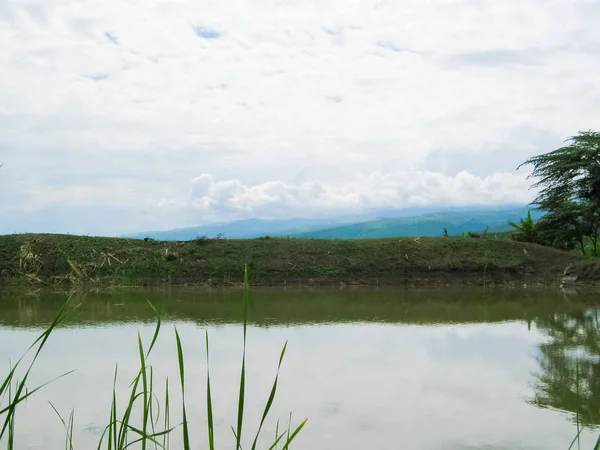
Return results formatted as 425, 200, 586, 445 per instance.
169, 265, 307, 450
0, 299, 78, 449
0, 266, 305, 449
97, 266, 307, 449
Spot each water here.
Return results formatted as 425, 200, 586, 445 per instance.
1, 287, 599, 450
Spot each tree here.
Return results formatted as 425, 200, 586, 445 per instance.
508, 210, 538, 243
519, 130, 600, 255
536, 200, 590, 253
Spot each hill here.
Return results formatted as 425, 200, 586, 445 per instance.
124, 206, 541, 241
1, 233, 597, 287
284, 208, 544, 239
124, 217, 364, 241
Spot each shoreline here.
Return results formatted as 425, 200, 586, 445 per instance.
1, 233, 599, 288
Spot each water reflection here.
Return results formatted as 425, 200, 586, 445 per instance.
531, 309, 600, 427
1, 287, 600, 449
1, 287, 599, 327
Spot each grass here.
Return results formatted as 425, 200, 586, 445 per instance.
1, 233, 599, 287
0, 300, 78, 449
1, 266, 307, 449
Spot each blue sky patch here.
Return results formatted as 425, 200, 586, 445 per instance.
192, 26, 220, 39
105, 32, 118, 44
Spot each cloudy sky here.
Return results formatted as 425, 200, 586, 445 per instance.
1, 0, 599, 235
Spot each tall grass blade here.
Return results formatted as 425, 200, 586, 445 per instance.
121, 424, 175, 449
163, 378, 170, 450
137, 331, 149, 450
576, 362, 580, 450
99, 306, 172, 450
49, 402, 75, 450
206, 330, 215, 450
236, 264, 250, 450
7, 383, 14, 450
231, 427, 245, 450
251, 341, 288, 450
99, 366, 118, 450
286, 412, 291, 446
267, 430, 287, 450
281, 418, 308, 450
0, 365, 19, 407
0, 370, 75, 416
7, 409, 14, 450
146, 301, 162, 358
68, 409, 74, 450
147, 303, 163, 448
98, 385, 150, 450
0, 299, 79, 438
567, 427, 585, 450
236, 341, 246, 450
110, 365, 118, 450
148, 366, 158, 438
116, 373, 142, 449
175, 328, 191, 450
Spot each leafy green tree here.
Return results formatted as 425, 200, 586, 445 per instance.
537, 201, 589, 252
508, 210, 538, 243
519, 130, 600, 255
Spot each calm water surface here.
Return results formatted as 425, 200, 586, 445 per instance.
1, 287, 599, 450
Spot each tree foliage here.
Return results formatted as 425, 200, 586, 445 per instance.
519, 130, 600, 255
508, 210, 538, 243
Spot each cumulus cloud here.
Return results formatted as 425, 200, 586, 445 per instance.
184, 171, 535, 220
0, 0, 598, 234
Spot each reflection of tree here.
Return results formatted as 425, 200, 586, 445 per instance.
531, 310, 600, 427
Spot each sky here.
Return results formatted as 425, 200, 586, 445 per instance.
1, 0, 599, 235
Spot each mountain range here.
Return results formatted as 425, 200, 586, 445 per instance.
124, 205, 541, 241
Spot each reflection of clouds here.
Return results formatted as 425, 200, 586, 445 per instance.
1, 320, 598, 449
422, 322, 543, 341
566, 347, 600, 362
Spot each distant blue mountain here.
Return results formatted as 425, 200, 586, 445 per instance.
283, 207, 544, 239
124, 205, 539, 241
124, 217, 363, 241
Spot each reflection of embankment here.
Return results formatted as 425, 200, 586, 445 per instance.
1, 287, 599, 328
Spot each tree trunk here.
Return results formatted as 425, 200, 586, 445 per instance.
578, 231, 586, 255
592, 222, 599, 256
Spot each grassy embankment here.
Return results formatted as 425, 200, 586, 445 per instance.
1, 233, 600, 287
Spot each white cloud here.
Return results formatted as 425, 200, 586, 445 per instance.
184, 170, 534, 220
0, 0, 599, 233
